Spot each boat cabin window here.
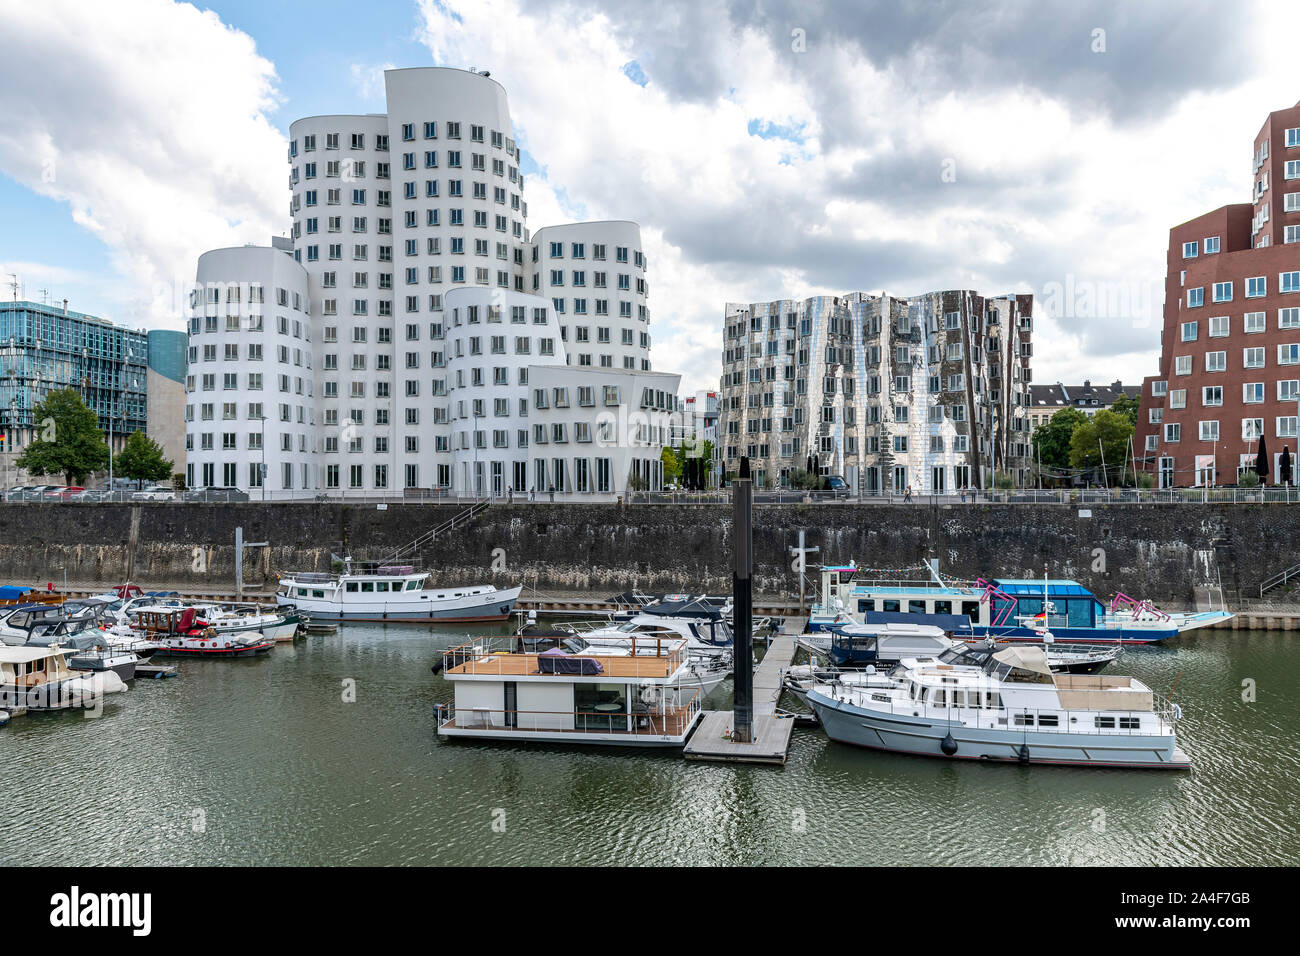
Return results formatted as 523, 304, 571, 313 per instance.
934, 600, 952, 615
882, 600, 900, 613
360, 582, 374, 592
962, 601, 981, 621
1094, 716, 1116, 729
1118, 717, 1140, 730
405, 580, 421, 591
1013, 713, 1034, 726
908, 682, 919, 700
857, 599, 874, 613
346, 582, 359, 592
375, 582, 389, 592
932, 688, 946, 706
1038, 714, 1059, 727
312, 590, 324, 598
909, 600, 926, 614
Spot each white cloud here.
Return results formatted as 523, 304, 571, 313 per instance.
413, 0, 1300, 395
350, 62, 397, 102
0, 0, 286, 328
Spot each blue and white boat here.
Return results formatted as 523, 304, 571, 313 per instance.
808, 561, 1232, 645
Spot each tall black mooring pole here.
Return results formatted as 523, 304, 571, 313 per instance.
732, 456, 754, 743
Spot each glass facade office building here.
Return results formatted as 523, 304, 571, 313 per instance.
0, 300, 149, 449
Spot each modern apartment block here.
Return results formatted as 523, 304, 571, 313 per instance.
1135, 99, 1300, 487
185, 66, 675, 497
0, 299, 151, 485
531, 221, 651, 372
718, 291, 1034, 492
185, 238, 313, 493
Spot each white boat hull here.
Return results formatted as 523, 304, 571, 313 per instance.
277, 584, 522, 623
807, 689, 1189, 769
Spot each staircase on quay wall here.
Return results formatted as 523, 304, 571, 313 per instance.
385, 499, 490, 565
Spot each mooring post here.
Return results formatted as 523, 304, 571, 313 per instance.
732, 457, 754, 743
235, 526, 243, 602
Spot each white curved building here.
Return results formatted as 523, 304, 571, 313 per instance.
186, 238, 314, 494
287, 68, 532, 492
188, 66, 675, 498
530, 221, 651, 372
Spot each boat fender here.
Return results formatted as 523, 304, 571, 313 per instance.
941, 733, 958, 756
1018, 744, 1030, 764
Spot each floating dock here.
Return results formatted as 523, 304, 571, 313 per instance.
684, 623, 803, 765
135, 663, 179, 679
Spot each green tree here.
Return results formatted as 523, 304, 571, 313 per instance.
1032, 407, 1087, 473
1069, 409, 1134, 483
114, 430, 174, 488
1110, 392, 1140, 429
660, 446, 682, 483
15, 388, 110, 485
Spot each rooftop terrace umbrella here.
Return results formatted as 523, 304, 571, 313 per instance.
1282, 445, 1293, 486
1255, 434, 1270, 484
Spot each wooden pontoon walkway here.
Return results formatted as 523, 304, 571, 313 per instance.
684, 618, 805, 765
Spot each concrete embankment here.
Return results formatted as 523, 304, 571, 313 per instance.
0, 500, 1296, 615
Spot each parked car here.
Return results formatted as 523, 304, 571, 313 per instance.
68, 488, 109, 502
44, 486, 85, 501
21, 485, 58, 501
3, 485, 35, 501
183, 487, 249, 502
825, 475, 851, 499
130, 485, 175, 502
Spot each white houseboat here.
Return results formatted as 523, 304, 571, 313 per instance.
435, 634, 704, 747
277, 561, 520, 623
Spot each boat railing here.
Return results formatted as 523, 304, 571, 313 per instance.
820, 685, 1181, 737
442, 636, 689, 679
436, 690, 701, 737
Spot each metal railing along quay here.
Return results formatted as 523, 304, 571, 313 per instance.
11, 486, 1300, 505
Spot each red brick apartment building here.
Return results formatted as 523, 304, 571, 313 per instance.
1136, 99, 1300, 487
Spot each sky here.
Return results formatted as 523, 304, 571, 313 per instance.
0, 0, 1297, 396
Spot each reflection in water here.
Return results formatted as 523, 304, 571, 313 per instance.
1, 623, 1295, 865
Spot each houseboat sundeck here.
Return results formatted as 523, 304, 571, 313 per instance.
276, 560, 521, 623
805, 645, 1189, 770
808, 561, 1232, 644
436, 634, 705, 747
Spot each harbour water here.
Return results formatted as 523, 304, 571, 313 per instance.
3, 620, 1297, 866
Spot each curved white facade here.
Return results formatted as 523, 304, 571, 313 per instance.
186, 240, 314, 493
186, 66, 673, 498
531, 221, 651, 373
442, 286, 564, 496
288, 68, 531, 492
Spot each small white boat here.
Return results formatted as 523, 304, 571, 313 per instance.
192, 603, 299, 643
0, 645, 125, 712
277, 560, 520, 623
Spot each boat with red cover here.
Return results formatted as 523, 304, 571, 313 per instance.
134, 607, 273, 658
